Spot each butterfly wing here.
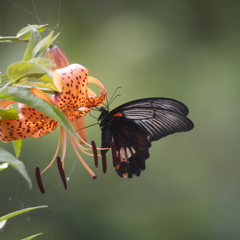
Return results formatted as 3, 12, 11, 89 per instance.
105, 119, 151, 178
110, 97, 194, 141
99, 97, 194, 178
111, 97, 190, 116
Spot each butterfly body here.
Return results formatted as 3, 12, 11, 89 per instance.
98, 98, 194, 178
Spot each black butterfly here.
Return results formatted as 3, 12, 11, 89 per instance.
98, 97, 194, 178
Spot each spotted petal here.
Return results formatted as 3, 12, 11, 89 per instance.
52, 64, 89, 110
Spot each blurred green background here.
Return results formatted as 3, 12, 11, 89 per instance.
0, 0, 240, 239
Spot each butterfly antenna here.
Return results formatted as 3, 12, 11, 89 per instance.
104, 92, 110, 111
109, 93, 121, 106
107, 86, 122, 109
88, 111, 98, 119
75, 122, 99, 133
92, 86, 121, 112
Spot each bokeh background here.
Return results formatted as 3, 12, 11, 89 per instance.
0, 0, 240, 239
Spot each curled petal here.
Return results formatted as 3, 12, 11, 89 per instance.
87, 88, 96, 98
0, 100, 16, 109
65, 107, 91, 122
30, 87, 55, 104
86, 77, 107, 107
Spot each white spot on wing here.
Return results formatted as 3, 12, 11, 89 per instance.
125, 147, 132, 158
119, 147, 127, 161
131, 147, 136, 154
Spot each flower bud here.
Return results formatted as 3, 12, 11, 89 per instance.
46, 45, 70, 70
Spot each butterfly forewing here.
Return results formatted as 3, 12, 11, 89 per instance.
134, 109, 193, 141
113, 98, 193, 141
111, 98, 190, 116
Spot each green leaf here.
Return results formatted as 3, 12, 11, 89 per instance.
0, 24, 48, 43
21, 233, 43, 240
31, 31, 60, 58
29, 57, 54, 68
16, 24, 48, 40
0, 38, 13, 43
0, 86, 77, 138
0, 74, 10, 86
16, 75, 58, 92
16, 58, 57, 91
12, 139, 22, 158
0, 206, 48, 222
0, 147, 32, 188
23, 26, 42, 61
0, 106, 19, 119
6, 58, 57, 92
7, 61, 52, 84
0, 206, 47, 238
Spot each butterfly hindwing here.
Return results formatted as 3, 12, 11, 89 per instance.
107, 118, 151, 178
99, 97, 194, 178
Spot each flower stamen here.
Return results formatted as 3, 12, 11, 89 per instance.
40, 133, 62, 175
71, 136, 97, 156
57, 156, 67, 190
60, 126, 67, 169
35, 167, 45, 194
91, 140, 98, 168
68, 133, 97, 179
101, 152, 107, 174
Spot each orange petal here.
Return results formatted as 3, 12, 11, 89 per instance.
31, 119, 59, 138
0, 116, 59, 142
0, 100, 16, 109
86, 77, 106, 107
30, 87, 55, 104
0, 118, 44, 142
87, 88, 96, 98
65, 107, 91, 121
72, 117, 87, 143
18, 88, 55, 121
18, 103, 48, 121
53, 64, 89, 110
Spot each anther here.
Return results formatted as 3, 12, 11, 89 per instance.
91, 140, 98, 168
101, 151, 107, 173
57, 156, 67, 190
35, 167, 45, 194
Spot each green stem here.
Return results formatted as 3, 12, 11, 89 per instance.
0, 36, 28, 43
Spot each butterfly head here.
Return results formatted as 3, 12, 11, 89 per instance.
97, 107, 110, 127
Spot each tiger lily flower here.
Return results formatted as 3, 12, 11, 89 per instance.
0, 46, 107, 191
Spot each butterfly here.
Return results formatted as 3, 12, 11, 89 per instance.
98, 97, 194, 178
